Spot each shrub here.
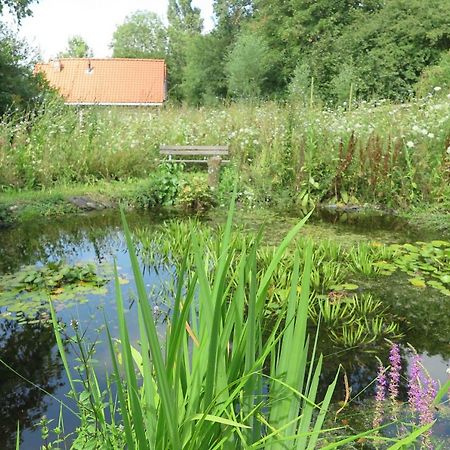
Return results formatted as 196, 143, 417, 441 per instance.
177, 175, 215, 211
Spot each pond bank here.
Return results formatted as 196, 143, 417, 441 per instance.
1, 181, 449, 238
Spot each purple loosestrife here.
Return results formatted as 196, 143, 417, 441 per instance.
419, 378, 437, 450
389, 343, 401, 402
373, 362, 387, 428
408, 353, 422, 413
408, 351, 437, 450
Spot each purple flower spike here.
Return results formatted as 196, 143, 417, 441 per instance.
389, 343, 401, 401
408, 353, 422, 413
373, 362, 387, 428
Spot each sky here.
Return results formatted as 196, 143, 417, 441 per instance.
4, 0, 214, 60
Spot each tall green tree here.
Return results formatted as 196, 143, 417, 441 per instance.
328, 0, 450, 100
110, 10, 167, 59
213, 0, 253, 44
0, 0, 36, 20
58, 35, 92, 58
167, 0, 202, 100
182, 33, 226, 104
0, 23, 47, 114
225, 30, 271, 98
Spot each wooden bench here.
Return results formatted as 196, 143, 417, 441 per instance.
159, 145, 230, 187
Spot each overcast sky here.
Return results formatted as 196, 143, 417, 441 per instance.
4, 0, 214, 60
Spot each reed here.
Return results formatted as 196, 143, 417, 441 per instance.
45, 201, 434, 448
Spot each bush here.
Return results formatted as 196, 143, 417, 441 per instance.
177, 175, 215, 211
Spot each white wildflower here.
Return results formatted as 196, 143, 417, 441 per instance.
406, 141, 415, 149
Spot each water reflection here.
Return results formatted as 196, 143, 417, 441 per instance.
0, 207, 448, 447
0, 319, 63, 449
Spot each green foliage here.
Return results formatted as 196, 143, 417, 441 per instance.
379, 240, 450, 296
134, 163, 184, 208
288, 63, 313, 106
182, 33, 226, 104
310, 293, 401, 347
252, 0, 450, 103
0, 23, 48, 115
416, 50, 450, 97
42, 207, 436, 448
58, 35, 92, 58
167, 0, 203, 100
1, 99, 449, 209
0, 261, 109, 320
110, 10, 167, 59
225, 30, 271, 98
177, 175, 215, 211
0, 0, 36, 19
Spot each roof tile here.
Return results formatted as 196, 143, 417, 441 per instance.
35, 58, 166, 105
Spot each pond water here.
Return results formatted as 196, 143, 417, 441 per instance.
0, 208, 449, 449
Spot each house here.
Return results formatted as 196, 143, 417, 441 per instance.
34, 58, 167, 106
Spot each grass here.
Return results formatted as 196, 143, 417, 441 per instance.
1, 97, 449, 211
40, 199, 437, 449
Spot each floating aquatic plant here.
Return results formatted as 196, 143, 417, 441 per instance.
375, 240, 450, 296
0, 262, 110, 321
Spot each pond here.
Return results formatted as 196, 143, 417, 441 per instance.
0, 207, 449, 449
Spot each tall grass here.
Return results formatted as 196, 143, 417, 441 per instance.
1, 98, 449, 207
45, 200, 433, 448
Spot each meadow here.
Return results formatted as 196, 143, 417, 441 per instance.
0, 95, 449, 213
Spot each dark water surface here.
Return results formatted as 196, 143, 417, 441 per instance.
0, 208, 448, 449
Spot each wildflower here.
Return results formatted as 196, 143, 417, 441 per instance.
373, 362, 388, 428
408, 353, 422, 412
408, 351, 437, 449
406, 141, 415, 149
446, 146, 450, 155
389, 343, 401, 401
433, 86, 442, 92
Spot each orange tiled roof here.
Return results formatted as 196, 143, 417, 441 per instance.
35, 58, 166, 105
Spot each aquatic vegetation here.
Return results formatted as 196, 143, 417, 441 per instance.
309, 293, 402, 347
0, 262, 109, 321
376, 240, 450, 295
42, 207, 436, 448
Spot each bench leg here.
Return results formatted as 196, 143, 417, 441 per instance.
207, 156, 222, 189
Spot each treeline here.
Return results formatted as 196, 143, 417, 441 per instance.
1, 0, 450, 114
109, 0, 450, 105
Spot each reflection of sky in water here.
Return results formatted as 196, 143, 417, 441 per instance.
1, 209, 449, 448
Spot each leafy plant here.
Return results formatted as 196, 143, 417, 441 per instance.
177, 175, 215, 211
377, 240, 450, 295
309, 293, 402, 347
0, 262, 109, 320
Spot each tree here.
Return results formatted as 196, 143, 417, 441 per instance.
182, 34, 226, 104
0, 23, 47, 115
58, 35, 92, 58
225, 30, 271, 98
213, 0, 254, 45
167, 0, 202, 100
329, 0, 450, 100
0, 0, 36, 20
110, 10, 167, 59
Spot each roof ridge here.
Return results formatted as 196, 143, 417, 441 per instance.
45, 57, 166, 63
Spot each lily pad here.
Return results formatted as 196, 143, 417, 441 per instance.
409, 278, 426, 288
